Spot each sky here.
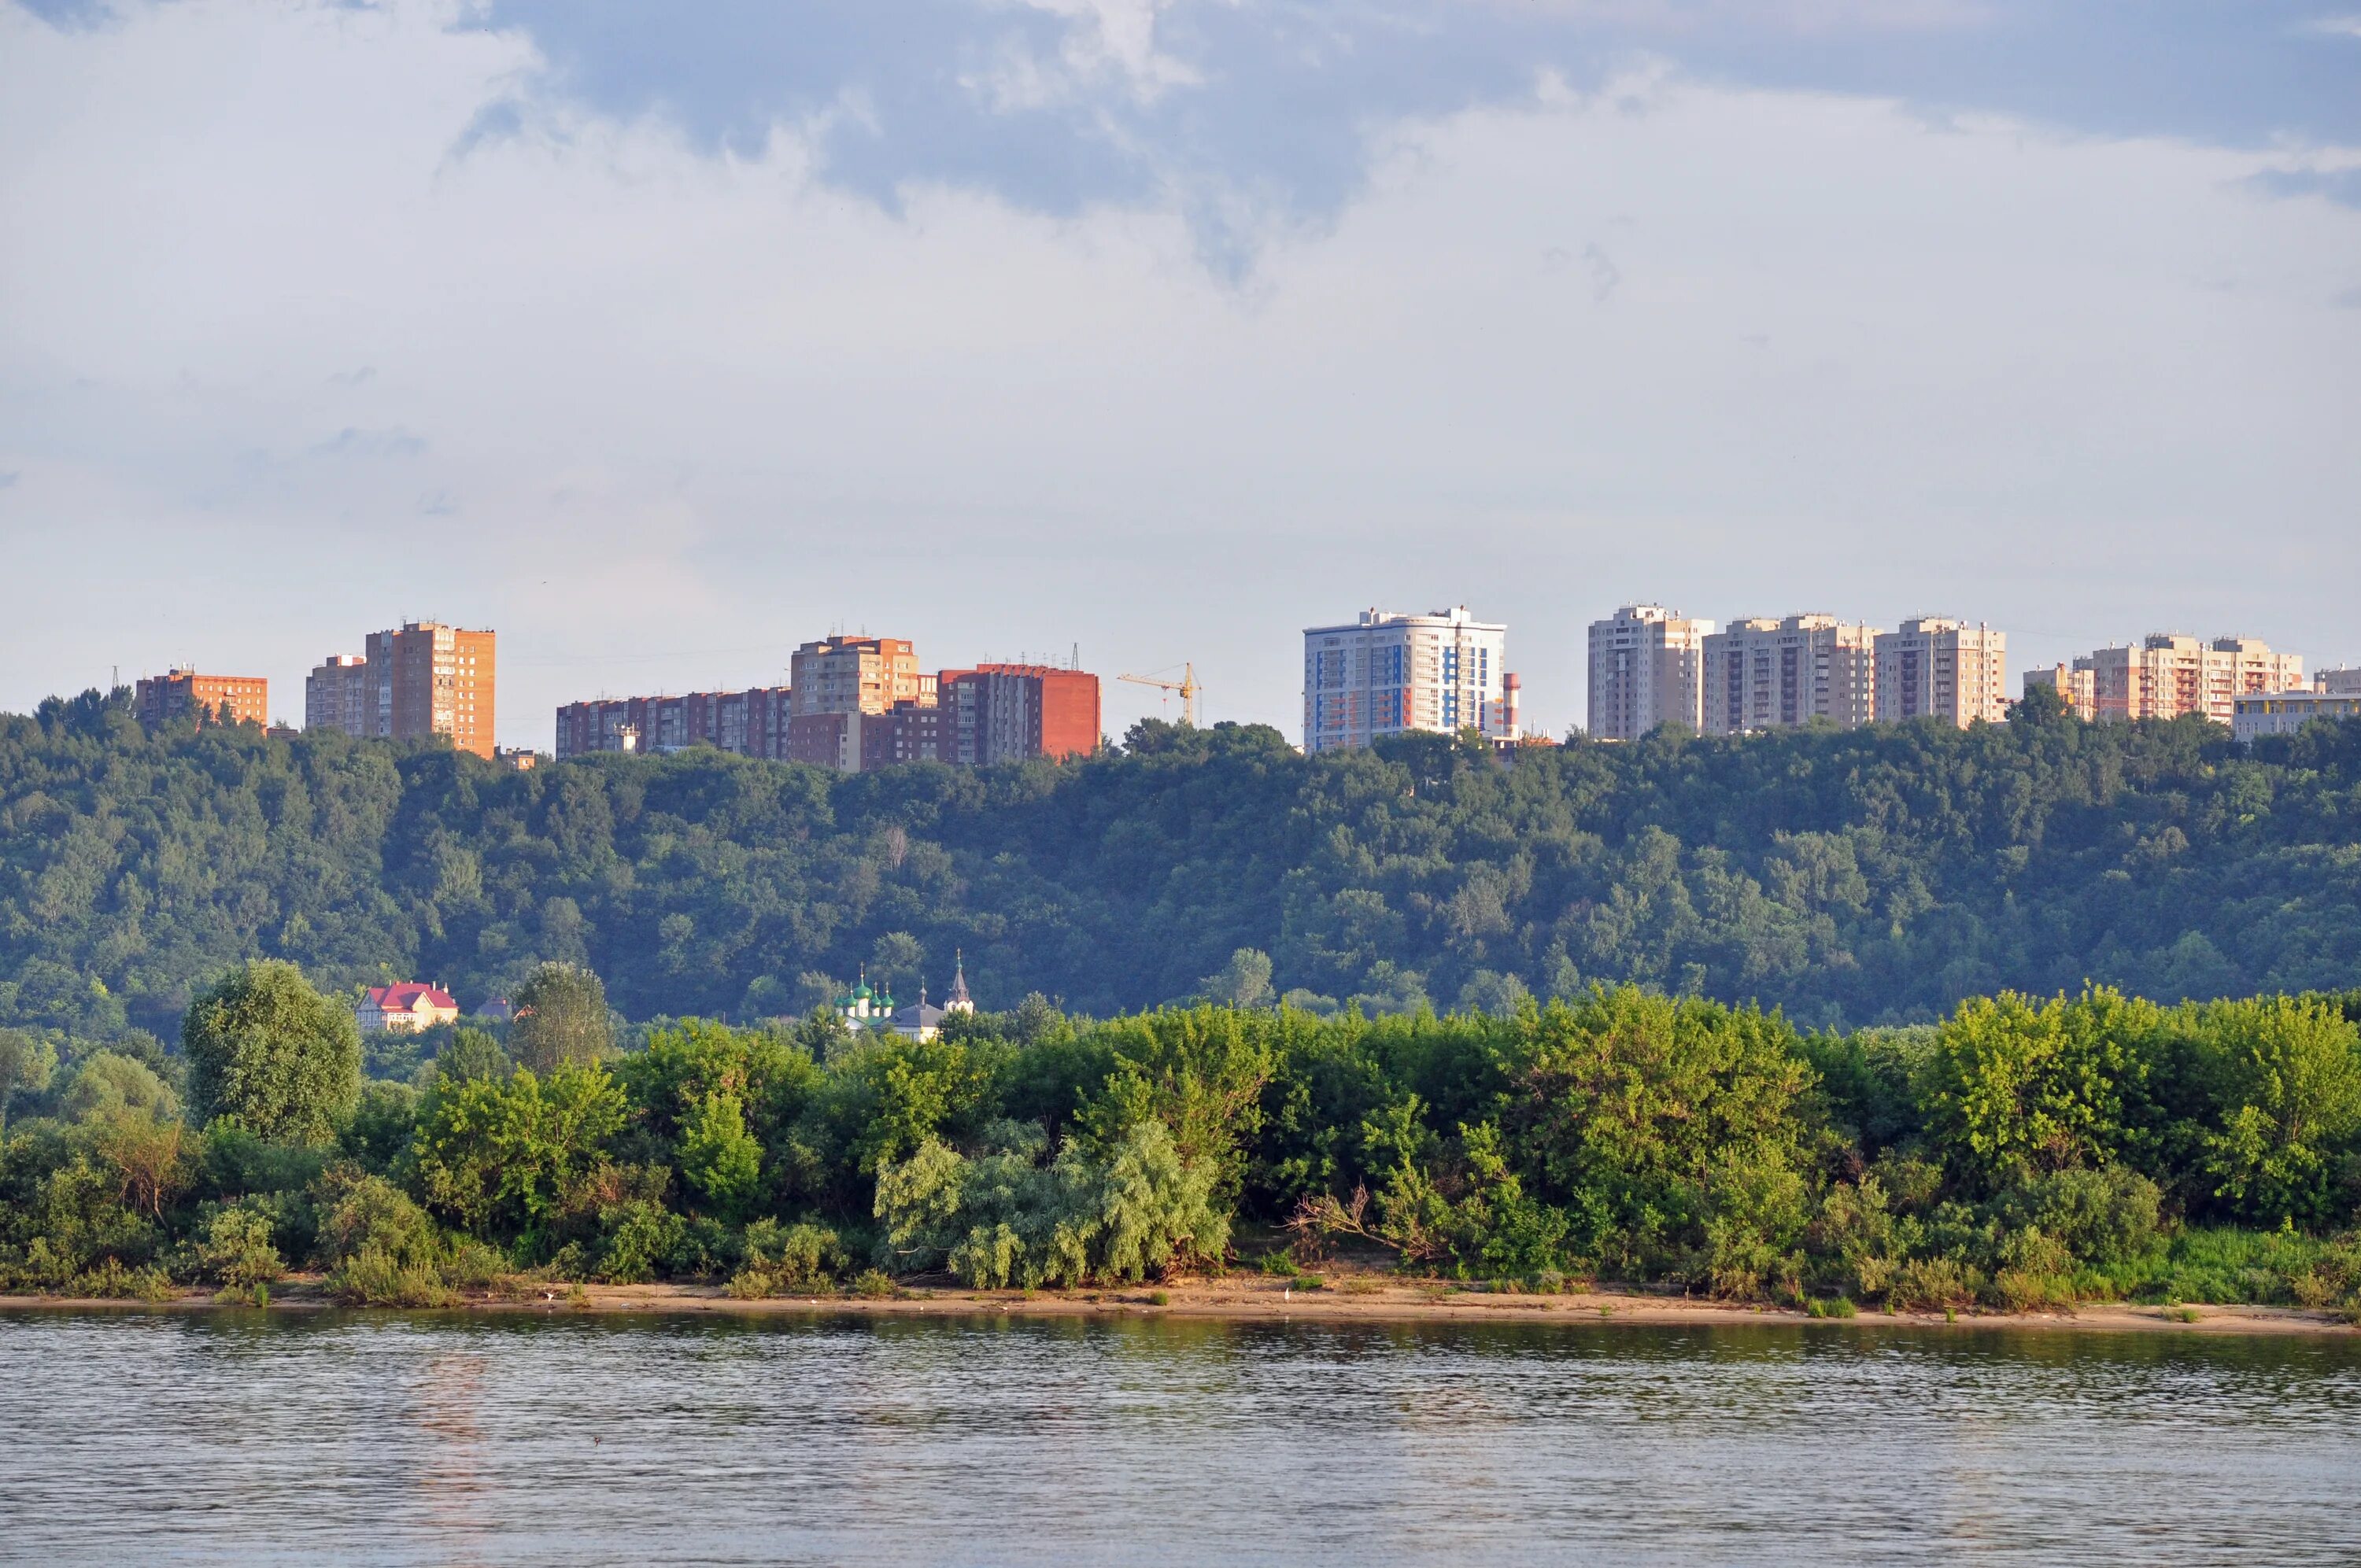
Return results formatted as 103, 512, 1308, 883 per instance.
2, 0, 2356, 747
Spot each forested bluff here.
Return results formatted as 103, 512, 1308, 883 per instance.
4, 683, 2358, 1039
4, 687, 2361, 1313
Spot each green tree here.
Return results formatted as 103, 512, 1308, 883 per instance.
0, 1031, 57, 1136
1504, 987, 1815, 1272
1919, 988, 2159, 1189
1198, 948, 1276, 1009
409, 1062, 626, 1239
678, 1090, 762, 1212
181, 961, 362, 1145
510, 963, 613, 1075
60, 1052, 179, 1124
434, 1027, 512, 1086
2188, 996, 2361, 1227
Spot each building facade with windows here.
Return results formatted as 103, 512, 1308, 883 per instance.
1874, 618, 2007, 727
135, 669, 268, 729
937, 665, 1100, 766
1302, 607, 1512, 753
307, 622, 497, 756
1587, 605, 1712, 740
552, 686, 793, 761
1699, 614, 1879, 736
2056, 634, 2305, 725
304, 655, 371, 736
2233, 690, 2361, 744
357, 983, 460, 1034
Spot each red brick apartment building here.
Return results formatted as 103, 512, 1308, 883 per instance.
306, 622, 497, 758
135, 669, 268, 728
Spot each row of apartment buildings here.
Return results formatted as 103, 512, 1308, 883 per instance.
1585, 607, 2010, 740
552, 635, 1102, 773
131, 617, 499, 759
2025, 634, 2314, 726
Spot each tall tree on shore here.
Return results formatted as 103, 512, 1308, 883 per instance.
0, 1029, 57, 1138
510, 962, 613, 1075
181, 961, 362, 1144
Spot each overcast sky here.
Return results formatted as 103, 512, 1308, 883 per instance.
2, 0, 2356, 747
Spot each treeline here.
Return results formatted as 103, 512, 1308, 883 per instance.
2, 687, 2360, 1050
2, 961, 2358, 1314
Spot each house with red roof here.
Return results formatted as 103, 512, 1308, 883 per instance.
358, 982, 460, 1034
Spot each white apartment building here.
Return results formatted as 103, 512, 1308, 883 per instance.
1701, 614, 1880, 736
1587, 605, 1713, 740
1875, 618, 2007, 727
1303, 606, 1512, 753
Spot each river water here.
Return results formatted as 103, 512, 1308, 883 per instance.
2, 1308, 2355, 1565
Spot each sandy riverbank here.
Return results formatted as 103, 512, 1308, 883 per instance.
5, 1276, 2352, 1335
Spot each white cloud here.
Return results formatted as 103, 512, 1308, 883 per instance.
2, 0, 2358, 741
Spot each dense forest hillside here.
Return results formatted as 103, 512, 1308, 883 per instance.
2, 686, 2358, 1042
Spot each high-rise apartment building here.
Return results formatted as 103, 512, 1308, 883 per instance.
785, 636, 931, 771
1875, 618, 2007, 727
788, 636, 928, 718
1699, 614, 1879, 736
135, 669, 268, 729
2042, 634, 2304, 725
937, 666, 1101, 766
1587, 605, 1712, 740
553, 687, 793, 761
307, 622, 496, 755
304, 655, 371, 736
1302, 607, 1513, 754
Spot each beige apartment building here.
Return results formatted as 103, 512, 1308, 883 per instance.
1701, 614, 1879, 736
2023, 661, 2099, 718
2029, 634, 2304, 725
789, 636, 929, 718
1586, 605, 1711, 740
1875, 618, 2007, 727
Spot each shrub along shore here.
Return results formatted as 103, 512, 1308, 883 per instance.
3, 960, 2359, 1323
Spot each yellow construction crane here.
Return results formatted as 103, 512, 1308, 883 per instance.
1118, 662, 1199, 727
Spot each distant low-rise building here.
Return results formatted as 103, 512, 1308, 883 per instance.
1875, 618, 2007, 727
358, 983, 460, 1034
2233, 690, 2361, 744
135, 669, 268, 729
2316, 668, 2361, 696
555, 687, 793, 762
